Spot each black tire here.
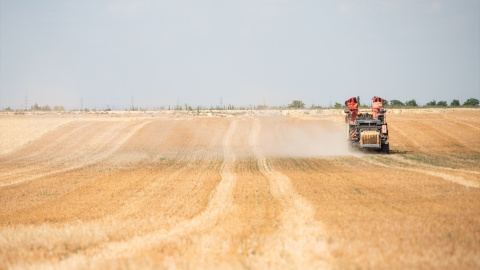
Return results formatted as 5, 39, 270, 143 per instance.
381, 142, 390, 154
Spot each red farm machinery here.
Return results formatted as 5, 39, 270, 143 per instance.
344, 96, 390, 154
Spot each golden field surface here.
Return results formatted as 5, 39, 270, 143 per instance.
0, 109, 479, 269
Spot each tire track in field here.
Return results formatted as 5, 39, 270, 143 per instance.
387, 154, 480, 175
0, 121, 152, 188
389, 124, 426, 151
438, 115, 480, 132
0, 122, 95, 178
0, 122, 112, 178
0, 119, 224, 269
250, 118, 330, 268
0, 121, 87, 162
0, 118, 76, 156
361, 156, 480, 188
39, 119, 240, 267
1, 120, 117, 167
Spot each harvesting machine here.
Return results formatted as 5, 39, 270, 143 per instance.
344, 96, 390, 153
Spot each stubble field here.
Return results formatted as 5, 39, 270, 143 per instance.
0, 109, 479, 269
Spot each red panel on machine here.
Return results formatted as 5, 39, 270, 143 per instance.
345, 97, 358, 124
372, 96, 384, 120
346, 97, 358, 111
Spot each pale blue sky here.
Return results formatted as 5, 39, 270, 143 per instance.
1, 0, 479, 109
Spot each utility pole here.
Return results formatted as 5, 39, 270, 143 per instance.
25, 94, 28, 111
80, 97, 83, 112
131, 95, 134, 111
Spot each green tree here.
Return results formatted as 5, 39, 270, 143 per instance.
425, 100, 436, 107
288, 100, 305, 109
406, 99, 418, 107
450, 99, 460, 106
334, 102, 343, 108
31, 103, 40, 111
437, 101, 447, 107
463, 98, 479, 107
31, 103, 52, 111
383, 99, 389, 106
390, 100, 404, 106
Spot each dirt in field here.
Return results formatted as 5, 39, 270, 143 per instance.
0, 109, 479, 269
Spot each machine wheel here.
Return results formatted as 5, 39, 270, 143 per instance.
381, 142, 390, 154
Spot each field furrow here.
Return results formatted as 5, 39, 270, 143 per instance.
250, 118, 330, 269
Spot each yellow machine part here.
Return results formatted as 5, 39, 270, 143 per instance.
360, 130, 380, 146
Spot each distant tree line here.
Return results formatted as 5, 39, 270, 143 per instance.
30, 103, 65, 111
287, 98, 479, 109
1, 98, 479, 112
288, 98, 479, 109
384, 98, 479, 108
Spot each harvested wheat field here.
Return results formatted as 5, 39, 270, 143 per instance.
0, 109, 479, 269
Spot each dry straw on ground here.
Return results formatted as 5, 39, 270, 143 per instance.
0, 109, 479, 269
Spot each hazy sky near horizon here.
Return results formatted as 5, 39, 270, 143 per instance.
1, 0, 479, 109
